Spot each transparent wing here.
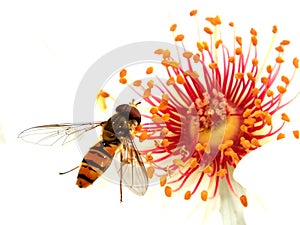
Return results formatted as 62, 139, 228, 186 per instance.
18, 122, 105, 146
115, 137, 148, 196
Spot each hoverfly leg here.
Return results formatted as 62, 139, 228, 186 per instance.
59, 166, 80, 175
119, 150, 123, 203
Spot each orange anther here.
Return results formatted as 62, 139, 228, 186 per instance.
267, 89, 274, 97
184, 191, 192, 200
161, 113, 170, 122
251, 138, 261, 147
252, 58, 258, 66
170, 23, 177, 32
98, 90, 109, 98
215, 39, 223, 49
276, 56, 284, 63
165, 186, 172, 197
143, 88, 151, 98
154, 48, 164, 55
235, 72, 244, 79
204, 27, 213, 35
240, 195, 248, 207
162, 50, 171, 59
229, 56, 235, 63
119, 69, 127, 78
277, 85, 286, 94
197, 42, 204, 52
161, 138, 170, 147
281, 76, 290, 85
176, 74, 185, 84
277, 133, 285, 140
167, 77, 175, 85
183, 51, 193, 59
147, 166, 155, 179
293, 57, 299, 68
280, 40, 290, 45
216, 169, 227, 177
146, 66, 154, 74
281, 113, 290, 122
189, 157, 198, 169
160, 175, 167, 187
267, 65, 273, 73
254, 99, 261, 108
250, 28, 257, 36
252, 88, 259, 96
261, 77, 268, 85
147, 80, 154, 88
190, 10, 198, 16
175, 34, 184, 42
150, 106, 158, 114
243, 109, 252, 118
133, 80, 142, 87
201, 190, 208, 201
251, 36, 258, 46
119, 77, 127, 84
275, 45, 284, 52
293, 130, 299, 139
209, 62, 218, 69
229, 22, 234, 27
272, 25, 278, 34
236, 36, 242, 46
158, 99, 168, 110
139, 130, 149, 142
235, 47, 242, 55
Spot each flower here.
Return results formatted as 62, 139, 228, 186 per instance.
116, 10, 300, 224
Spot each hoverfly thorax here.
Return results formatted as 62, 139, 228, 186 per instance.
115, 104, 141, 125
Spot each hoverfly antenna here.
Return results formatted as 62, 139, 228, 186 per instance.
129, 99, 141, 108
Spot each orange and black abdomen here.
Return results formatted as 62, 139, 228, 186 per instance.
76, 141, 120, 188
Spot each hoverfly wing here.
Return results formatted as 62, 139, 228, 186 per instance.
18, 122, 105, 146
115, 137, 148, 196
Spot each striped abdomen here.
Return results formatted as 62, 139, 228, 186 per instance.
76, 141, 120, 188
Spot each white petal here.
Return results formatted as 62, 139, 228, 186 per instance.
234, 138, 300, 224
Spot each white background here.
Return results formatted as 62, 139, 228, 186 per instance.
1, 0, 300, 224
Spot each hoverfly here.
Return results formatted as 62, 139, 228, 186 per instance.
18, 103, 148, 202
